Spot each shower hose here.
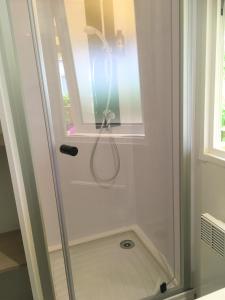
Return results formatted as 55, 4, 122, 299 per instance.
85, 26, 120, 186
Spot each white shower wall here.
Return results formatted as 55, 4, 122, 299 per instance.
134, 0, 179, 273
9, 0, 180, 278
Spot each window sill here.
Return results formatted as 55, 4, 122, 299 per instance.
63, 133, 147, 145
199, 151, 225, 168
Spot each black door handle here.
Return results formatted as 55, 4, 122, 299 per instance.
60, 145, 78, 156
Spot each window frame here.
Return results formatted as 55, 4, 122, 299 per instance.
201, 0, 225, 163
54, 0, 145, 139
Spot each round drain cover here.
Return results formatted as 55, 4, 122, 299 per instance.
120, 240, 135, 249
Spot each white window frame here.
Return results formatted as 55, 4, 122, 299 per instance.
54, 0, 145, 140
201, 0, 225, 164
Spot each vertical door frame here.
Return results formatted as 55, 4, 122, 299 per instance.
27, 0, 76, 299
0, 17, 44, 300
0, 1, 55, 299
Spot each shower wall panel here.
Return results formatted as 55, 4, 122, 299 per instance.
134, 0, 180, 273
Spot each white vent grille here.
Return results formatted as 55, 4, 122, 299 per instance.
201, 214, 225, 257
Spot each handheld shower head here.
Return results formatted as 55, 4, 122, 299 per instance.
84, 26, 111, 52
84, 26, 98, 35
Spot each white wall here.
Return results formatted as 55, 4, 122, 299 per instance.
193, 99, 225, 295
191, 0, 225, 297
9, 0, 136, 246
35, 0, 137, 241
9, 0, 180, 280
134, 0, 180, 273
195, 163, 225, 296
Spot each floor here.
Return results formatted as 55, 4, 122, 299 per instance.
50, 230, 172, 300
0, 230, 26, 273
0, 230, 33, 300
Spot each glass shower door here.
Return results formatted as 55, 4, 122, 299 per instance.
28, 0, 181, 299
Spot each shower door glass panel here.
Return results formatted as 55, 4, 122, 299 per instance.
34, 0, 180, 299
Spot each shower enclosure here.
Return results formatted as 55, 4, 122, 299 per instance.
7, 0, 189, 299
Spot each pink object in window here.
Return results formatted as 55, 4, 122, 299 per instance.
67, 125, 76, 136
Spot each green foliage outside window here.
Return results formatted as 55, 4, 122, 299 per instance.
221, 53, 225, 142
63, 95, 73, 130
63, 94, 71, 107
221, 104, 225, 142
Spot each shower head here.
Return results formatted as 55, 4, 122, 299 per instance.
84, 26, 99, 36
84, 26, 111, 52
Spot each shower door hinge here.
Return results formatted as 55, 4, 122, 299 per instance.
221, 0, 225, 16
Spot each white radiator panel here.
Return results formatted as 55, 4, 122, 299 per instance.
201, 213, 225, 257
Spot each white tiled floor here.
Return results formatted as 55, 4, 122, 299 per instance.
50, 230, 172, 300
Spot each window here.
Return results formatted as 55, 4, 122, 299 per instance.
53, 0, 145, 138
203, 0, 225, 159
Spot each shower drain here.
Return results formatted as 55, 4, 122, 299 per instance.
120, 240, 135, 249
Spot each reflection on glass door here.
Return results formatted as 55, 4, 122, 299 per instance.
31, 0, 180, 299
